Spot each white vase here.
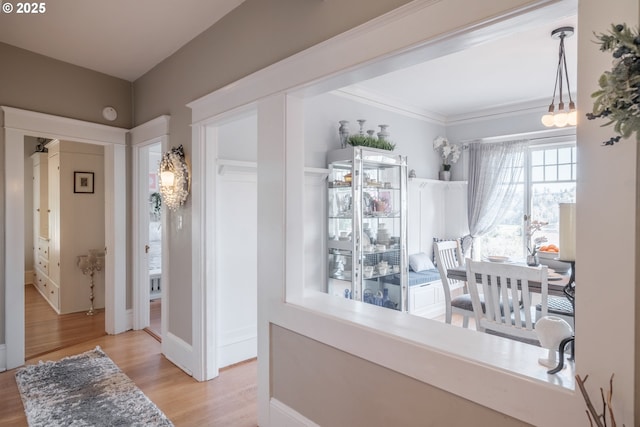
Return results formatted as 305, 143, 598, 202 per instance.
338, 120, 349, 148
439, 170, 451, 181
535, 316, 573, 368
377, 124, 390, 140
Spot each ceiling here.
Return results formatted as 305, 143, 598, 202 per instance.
0, 1, 576, 121
0, 0, 246, 81
344, 14, 578, 122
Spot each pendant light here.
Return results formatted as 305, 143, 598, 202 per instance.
541, 27, 577, 128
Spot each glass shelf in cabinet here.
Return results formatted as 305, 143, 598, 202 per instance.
363, 213, 399, 219
330, 272, 352, 281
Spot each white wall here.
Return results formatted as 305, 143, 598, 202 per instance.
218, 114, 258, 162
303, 92, 446, 179
216, 168, 258, 367
407, 179, 468, 257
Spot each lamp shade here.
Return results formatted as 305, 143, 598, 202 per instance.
559, 203, 576, 261
160, 170, 175, 187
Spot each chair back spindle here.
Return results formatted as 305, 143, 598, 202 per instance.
467, 260, 548, 342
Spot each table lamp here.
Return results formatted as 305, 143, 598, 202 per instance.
559, 203, 576, 286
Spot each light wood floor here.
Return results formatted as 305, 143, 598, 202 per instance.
7, 285, 258, 426
2, 330, 258, 426
25, 284, 107, 359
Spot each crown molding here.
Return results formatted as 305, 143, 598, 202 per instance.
332, 86, 579, 127
332, 87, 446, 125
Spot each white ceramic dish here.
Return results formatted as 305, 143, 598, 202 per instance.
537, 251, 559, 260
538, 257, 571, 274
487, 255, 510, 263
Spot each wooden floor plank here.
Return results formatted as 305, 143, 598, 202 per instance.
25, 284, 106, 359
3, 286, 258, 426
0, 331, 258, 427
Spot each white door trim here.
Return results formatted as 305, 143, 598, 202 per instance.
129, 116, 170, 333
2, 106, 128, 369
190, 121, 218, 381
190, 105, 259, 382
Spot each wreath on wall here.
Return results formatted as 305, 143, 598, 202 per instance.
158, 145, 190, 211
586, 23, 640, 145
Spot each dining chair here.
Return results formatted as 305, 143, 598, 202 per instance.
433, 240, 473, 328
466, 260, 548, 343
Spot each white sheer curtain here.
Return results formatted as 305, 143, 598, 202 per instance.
466, 140, 527, 259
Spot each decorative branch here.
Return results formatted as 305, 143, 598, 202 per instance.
576, 374, 624, 427
577, 375, 605, 427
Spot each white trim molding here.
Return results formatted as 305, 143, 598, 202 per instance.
2, 106, 127, 369
129, 115, 170, 145
0, 344, 6, 372
269, 399, 320, 427
163, 332, 193, 377
129, 116, 170, 335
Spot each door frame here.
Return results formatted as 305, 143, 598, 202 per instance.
2, 106, 128, 369
130, 116, 170, 340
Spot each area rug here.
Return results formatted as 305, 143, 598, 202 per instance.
15, 346, 173, 427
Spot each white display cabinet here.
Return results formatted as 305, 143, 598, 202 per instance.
327, 147, 408, 311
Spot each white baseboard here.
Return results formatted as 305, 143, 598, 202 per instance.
126, 308, 133, 331
270, 398, 319, 427
0, 344, 6, 372
218, 326, 257, 368
24, 270, 34, 285
163, 332, 193, 376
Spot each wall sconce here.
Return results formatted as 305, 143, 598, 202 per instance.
541, 27, 577, 128
159, 145, 190, 211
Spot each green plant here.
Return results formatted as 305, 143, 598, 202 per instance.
586, 23, 640, 145
347, 134, 396, 151
150, 192, 162, 218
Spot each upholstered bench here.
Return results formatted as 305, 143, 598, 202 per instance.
536, 296, 574, 329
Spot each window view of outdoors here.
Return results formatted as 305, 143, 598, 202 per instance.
480, 144, 576, 259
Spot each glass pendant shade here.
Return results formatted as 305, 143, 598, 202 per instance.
541, 27, 576, 128
553, 112, 568, 127
541, 114, 555, 127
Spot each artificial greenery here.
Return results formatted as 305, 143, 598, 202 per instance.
347, 134, 396, 151
586, 23, 640, 145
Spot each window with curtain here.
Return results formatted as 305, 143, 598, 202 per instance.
479, 142, 577, 259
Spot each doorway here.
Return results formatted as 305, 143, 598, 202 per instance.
130, 115, 169, 343
3, 106, 128, 370
23, 136, 108, 359
145, 143, 163, 339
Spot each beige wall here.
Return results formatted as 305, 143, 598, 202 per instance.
272, 325, 532, 426
0, 44, 132, 344
0, 43, 132, 128
133, 0, 411, 344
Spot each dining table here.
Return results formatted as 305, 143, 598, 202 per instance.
447, 263, 569, 297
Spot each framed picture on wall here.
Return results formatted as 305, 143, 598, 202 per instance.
74, 171, 94, 194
